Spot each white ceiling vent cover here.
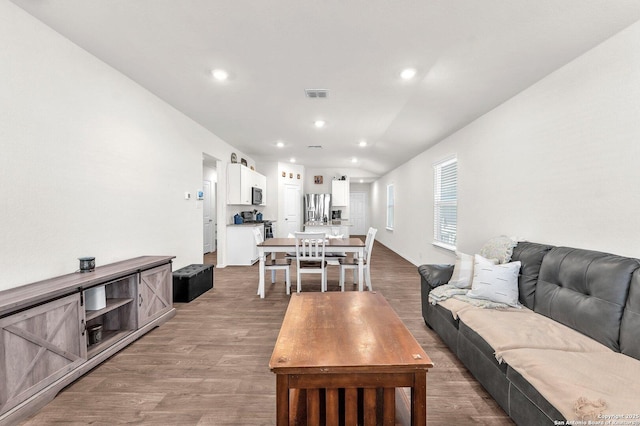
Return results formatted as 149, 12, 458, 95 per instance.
307, 145, 323, 149
304, 89, 328, 98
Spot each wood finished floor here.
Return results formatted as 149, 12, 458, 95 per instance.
21, 241, 513, 425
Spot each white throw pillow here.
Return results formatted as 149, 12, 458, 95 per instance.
449, 252, 497, 289
479, 236, 518, 264
467, 255, 522, 307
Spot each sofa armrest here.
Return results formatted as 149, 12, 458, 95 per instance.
418, 264, 454, 291
419, 264, 454, 327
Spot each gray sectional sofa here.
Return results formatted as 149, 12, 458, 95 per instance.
419, 242, 640, 425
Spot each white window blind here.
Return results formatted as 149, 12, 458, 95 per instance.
433, 157, 457, 249
386, 184, 394, 230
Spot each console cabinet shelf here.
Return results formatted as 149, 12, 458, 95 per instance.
0, 256, 175, 425
85, 298, 134, 322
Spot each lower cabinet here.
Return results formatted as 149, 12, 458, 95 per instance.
138, 264, 173, 327
0, 256, 175, 424
0, 294, 86, 415
227, 224, 263, 265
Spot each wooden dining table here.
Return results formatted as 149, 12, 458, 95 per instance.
256, 237, 365, 298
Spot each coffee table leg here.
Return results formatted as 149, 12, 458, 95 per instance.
412, 372, 427, 426
276, 374, 289, 425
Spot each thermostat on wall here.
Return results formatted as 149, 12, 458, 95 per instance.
184, 192, 191, 200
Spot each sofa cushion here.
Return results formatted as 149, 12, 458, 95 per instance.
499, 349, 640, 422
620, 269, 640, 360
457, 307, 611, 362
435, 297, 481, 320
467, 257, 521, 307
425, 302, 460, 352
535, 247, 640, 351
449, 251, 475, 288
510, 242, 554, 310
507, 366, 564, 424
456, 325, 511, 413
479, 236, 517, 264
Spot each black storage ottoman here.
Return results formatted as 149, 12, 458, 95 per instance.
173, 264, 214, 302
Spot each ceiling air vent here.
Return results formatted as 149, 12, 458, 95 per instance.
304, 89, 328, 98
307, 145, 323, 149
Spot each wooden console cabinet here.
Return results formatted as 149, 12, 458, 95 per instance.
0, 256, 175, 425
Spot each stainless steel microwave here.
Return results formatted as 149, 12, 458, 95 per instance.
251, 187, 263, 205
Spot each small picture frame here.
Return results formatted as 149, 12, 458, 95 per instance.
297, 174, 301, 180
289, 173, 293, 179
282, 171, 286, 177
314, 175, 323, 184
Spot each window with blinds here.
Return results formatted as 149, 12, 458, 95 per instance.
433, 156, 457, 249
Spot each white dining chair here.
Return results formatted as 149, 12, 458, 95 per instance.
339, 227, 377, 291
253, 227, 291, 295
294, 232, 327, 293
324, 234, 347, 271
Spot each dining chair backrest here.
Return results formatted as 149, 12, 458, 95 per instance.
252, 227, 263, 245
364, 227, 378, 263
294, 232, 326, 261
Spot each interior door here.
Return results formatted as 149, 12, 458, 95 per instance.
283, 183, 301, 236
203, 180, 212, 253
349, 191, 367, 235
212, 182, 217, 251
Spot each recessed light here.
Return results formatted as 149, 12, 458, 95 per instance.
211, 69, 229, 81
314, 120, 326, 128
276, 141, 284, 148
359, 140, 367, 147
290, 158, 296, 163
351, 157, 358, 163
360, 179, 364, 183
400, 68, 416, 80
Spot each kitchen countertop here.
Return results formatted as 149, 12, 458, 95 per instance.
228, 220, 276, 226
304, 220, 351, 226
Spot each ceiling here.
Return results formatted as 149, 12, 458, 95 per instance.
11, 1, 640, 180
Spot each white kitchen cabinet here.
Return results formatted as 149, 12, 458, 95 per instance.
227, 163, 266, 206
331, 180, 349, 206
227, 224, 263, 265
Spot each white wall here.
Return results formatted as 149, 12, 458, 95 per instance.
372, 20, 640, 265
0, 2, 248, 289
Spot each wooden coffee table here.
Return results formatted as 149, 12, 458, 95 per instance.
269, 292, 433, 425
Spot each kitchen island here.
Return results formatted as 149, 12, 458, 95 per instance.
304, 220, 351, 238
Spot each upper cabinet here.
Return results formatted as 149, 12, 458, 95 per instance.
331, 180, 349, 206
227, 163, 267, 206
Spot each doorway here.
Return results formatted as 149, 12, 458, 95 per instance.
282, 183, 301, 236
203, 179, 213, 253
203, 155, 218, 255
350, 191, 367, 235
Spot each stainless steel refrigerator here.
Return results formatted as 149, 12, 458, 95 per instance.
304, 193, 331, 223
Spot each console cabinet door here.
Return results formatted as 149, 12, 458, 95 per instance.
0, 293, 85, 415
138, 263, 173, 327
